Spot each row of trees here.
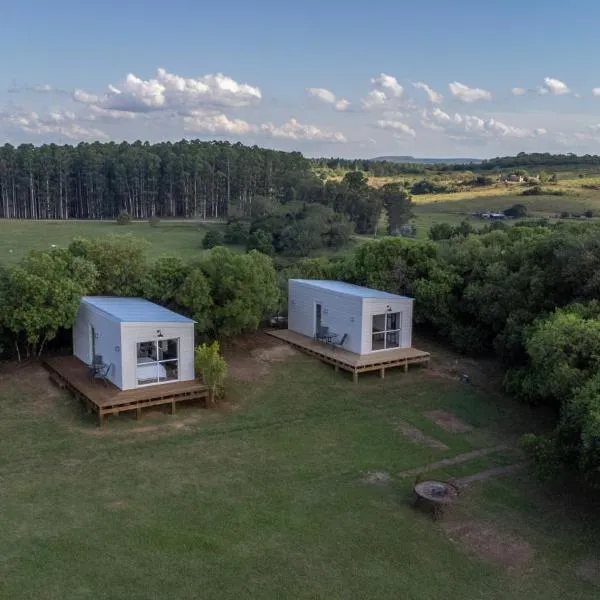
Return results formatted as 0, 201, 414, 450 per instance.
0, 141, 313, 220
0, 236, 280, 357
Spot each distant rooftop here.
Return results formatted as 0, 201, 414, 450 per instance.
291, 280, 411, 300
82, 297, 195, 324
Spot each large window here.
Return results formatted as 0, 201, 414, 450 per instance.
371, 312, 401, 351
136, 339, 179, 386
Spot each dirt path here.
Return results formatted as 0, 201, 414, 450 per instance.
455, 463, 526, 487
398, 445, 512, 478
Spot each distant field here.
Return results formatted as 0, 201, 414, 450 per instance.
0, 220, 227, 264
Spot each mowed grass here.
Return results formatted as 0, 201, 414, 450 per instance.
0, 350, 598, 599
0, 219, 228, 264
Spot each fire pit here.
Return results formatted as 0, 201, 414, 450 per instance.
413, 479, 459, 519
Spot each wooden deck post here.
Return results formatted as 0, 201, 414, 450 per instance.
170, 400, 176, 415
379, 368, 385, 379
353, 370, 359, 384
136, 407, 142, 420
334, 364, 339, 372
98, 411, 104, 428
404, 361, 408, 373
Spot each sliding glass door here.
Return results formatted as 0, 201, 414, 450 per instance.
371, 312, 402, 351
136, 339, 179, 386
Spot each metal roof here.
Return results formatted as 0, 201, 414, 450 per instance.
82, 297, 195, 324
290, 280, 411, 300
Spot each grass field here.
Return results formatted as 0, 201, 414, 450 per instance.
0, 335, 598, 599
0, 219, 227, 264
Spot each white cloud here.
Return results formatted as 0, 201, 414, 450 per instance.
540, 77, 570, 95
371, 73, 404, 98
260, 118, 347, 142
376, 119, 416, 137
511, 87, 527, 96
74, 68, 262, 113
448, 81, 492, 103
0, 109, 107, 140
361, 89, 388, 109
593, 88, 600, 97
183, 111, 256, 135
412, 82, 443, 104
306, 87, 350, 111
421, 108, 541, 139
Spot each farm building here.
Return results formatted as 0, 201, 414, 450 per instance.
268, 280, 429, 382
72, 296, 196, 390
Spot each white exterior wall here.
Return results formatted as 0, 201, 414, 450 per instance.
288, 280, 364, 354
361, 298, 413, 354
120, 322, 195, 390
72, 303, 124, 388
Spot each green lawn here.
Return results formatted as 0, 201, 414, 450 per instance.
0, 219, 228, 264
0, 346, 598, 599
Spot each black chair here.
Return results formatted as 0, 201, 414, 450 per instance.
89, 354, 103, 381
315, 325, 329, 342
93, 362, 112, 387
332, 333, 348, 350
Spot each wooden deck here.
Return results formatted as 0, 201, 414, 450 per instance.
44, 356, 209, 426
265, 329, 430, 382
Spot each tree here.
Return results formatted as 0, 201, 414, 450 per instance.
200, 247, 279, 336
503, 203, 528, 218
68, 235, 148, 296
176, 268, 213, 335
379, 183, 413, 233
143, 256, 188, 306
116, 210, 132, 225
1, 249, 97, 356
247, 229, 274, 255
202, 228, 224, 249
194, 341, 227, 405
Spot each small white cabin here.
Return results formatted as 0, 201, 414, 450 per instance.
73, 297, 196, 390
288, 280, 414, 355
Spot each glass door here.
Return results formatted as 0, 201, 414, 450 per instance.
136, 338, 180, 386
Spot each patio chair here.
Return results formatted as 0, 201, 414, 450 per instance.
89, 355, 103, 381
315, 325, 329, 342
331, 333, 348, 350
93, 362, 112, 387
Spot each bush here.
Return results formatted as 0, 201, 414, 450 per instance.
224, 219, 251, 245
194, 341, 227, 405
503, 203, 528, 218
584, 209, 594, 218
202, 228, 224, 249
116, 210, 132, 225
247, 229, 274, 255
149, 215, 160, 227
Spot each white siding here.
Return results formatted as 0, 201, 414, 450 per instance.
120, 323, 195, 390
361, 298, 413, 354
73, 303, 123, 388
288, 280, 363, 354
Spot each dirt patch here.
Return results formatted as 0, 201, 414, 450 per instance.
443, 521, 535, 570
106, 500, 128, 510
222, 332, 297, 382
425, 409, 473, 433
577, 559, 600, 586
362, 471, 392, 485
394, 420, 449, 450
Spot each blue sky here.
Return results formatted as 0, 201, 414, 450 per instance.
2, 0, 600, 157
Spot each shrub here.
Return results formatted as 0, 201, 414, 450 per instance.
194, 341, 227, 405
503, 203, 528, 218
202, 228, 224, 249
247, 229, 274, 255
224, 219, 251, 245
584, 209, 594, 218
149, 215, 160, 227
116, 210, 132, 225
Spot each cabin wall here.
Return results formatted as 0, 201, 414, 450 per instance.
361, 298, 413, 354
287, 280, 363, 354
120, 323, 195, 390
73, 303, 123, 388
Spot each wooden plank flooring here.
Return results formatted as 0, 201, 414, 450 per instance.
44, 356, 208, 426
265, 329, 429, 381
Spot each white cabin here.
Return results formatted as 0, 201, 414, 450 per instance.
73, 297, 195, 390
287, 280, 414, 355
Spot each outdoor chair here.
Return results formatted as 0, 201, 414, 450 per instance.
331, 333, 348, 350
315, 325, 329, 342
93, 362, 112, 387
89, 355, 104, 381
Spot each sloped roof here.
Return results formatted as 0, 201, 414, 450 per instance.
82, 297, 195, 324
290, 280, 411, 300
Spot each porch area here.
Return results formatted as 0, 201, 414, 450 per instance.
44, 355, 208, 426
265, 329, 430, 382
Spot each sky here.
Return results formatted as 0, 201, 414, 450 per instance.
2, 0, 600, 158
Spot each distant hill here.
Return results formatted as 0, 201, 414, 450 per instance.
373, 156, 482, 165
